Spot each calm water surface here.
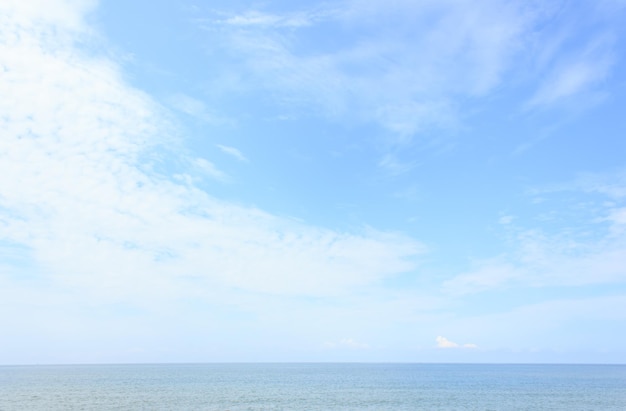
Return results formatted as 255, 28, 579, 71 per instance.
1, 363, 625, 410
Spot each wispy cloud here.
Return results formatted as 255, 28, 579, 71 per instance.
199, 0, 533, 142
168, 93, 227, 124
575, 169, 626, 199
0, 0, 426, 307
3, 0, 625, 364
193, 158, 228, 181
443, 260, 522, 296
196, 0, 625, 164
444, 171, 626, 295
445, 228, 626, 295
606, 207, 626, 226
378, 154, 416, 176
216, 10, 314, 28
2, 0, 95, 32
217, 144, 248, 162
526, 36, 614, 108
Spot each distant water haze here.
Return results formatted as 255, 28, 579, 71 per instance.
2, 364, 626, 410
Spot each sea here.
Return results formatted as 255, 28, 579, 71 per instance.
1, 363, 625, 410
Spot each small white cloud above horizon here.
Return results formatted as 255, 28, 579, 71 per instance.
436, 336, 478, 349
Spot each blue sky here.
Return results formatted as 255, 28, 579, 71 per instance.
1, 0, 626, 364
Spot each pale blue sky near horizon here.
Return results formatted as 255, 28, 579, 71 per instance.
1, 0, 626, 364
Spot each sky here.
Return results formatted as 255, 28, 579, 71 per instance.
1, 0, 626, 364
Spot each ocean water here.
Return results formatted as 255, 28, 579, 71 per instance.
1, 363, 625, 410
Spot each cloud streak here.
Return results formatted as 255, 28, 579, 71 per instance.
217, 144, 248, 162
199, 0, 534, 141
527, 35, 614, 108
196, 0, 625, 153
0, 0, 426, 307
444, 170, 626, 295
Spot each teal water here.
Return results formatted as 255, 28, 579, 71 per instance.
1, 363, 625, 410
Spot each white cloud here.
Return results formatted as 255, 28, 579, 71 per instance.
201, 0, 532, 142
525, 12, 616, 109
606, 207, 626, 225
436, 336, 459, 348
168, 93, 225, 124
217, 144, 248, 162
436, 336, 478, 349
1, 0, 96, 33
218, 10, 313, 28
0, 0, 426, 306
199, 0, 626, 155
443, 261, 522, 296
374, 100, 458, 141
444, 228, 626, 295
527, 54, 613, 108
193, 158, 228, 181
378, 154, 416, 176
223, 11, 281, 27
444, 172, 626, 295
576, 169, 626, 199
